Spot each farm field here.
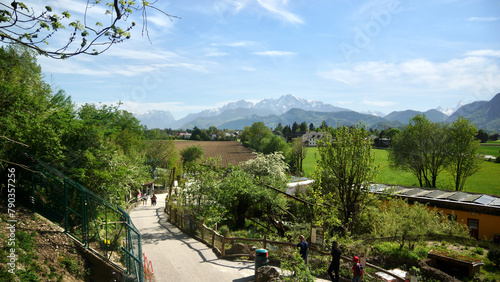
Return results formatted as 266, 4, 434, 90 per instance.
302, 147, 500, 196
172, 140, 255, 167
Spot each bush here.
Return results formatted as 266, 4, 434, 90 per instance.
487, 248, 500, 267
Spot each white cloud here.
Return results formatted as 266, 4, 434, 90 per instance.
318, 55, 500, 93
464, 50, 500, 58
253, 50, 296, 56
467, 17, 499, 22
205, 51, 228, 57
256, 0, 304, 24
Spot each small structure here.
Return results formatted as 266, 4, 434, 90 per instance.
370, 184, 500, 241
428, 249, 484, 278
286, 179, 314, 195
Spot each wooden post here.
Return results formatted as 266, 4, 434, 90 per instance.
201, 219, 205, 241
221, 230, 228, 257
263, 234, 267, 250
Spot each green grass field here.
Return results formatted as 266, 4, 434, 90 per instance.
479, 143, 500, 157
302, 147, 500, 196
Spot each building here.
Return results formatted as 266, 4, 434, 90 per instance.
301, 131, 324, 147
371, 184, 500, 242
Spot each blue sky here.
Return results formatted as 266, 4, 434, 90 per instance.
37, 0, 500, 119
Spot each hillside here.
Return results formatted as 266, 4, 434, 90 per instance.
0, 201, 87, 281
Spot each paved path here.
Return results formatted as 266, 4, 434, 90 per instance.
130, 193, 331, 282
130, 194, 256, 282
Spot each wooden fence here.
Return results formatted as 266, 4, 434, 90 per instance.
164, 201, 405, 281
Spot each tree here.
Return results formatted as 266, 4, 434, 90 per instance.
313, 123, 377, 232
389, 115, 450, 188
447, 117, 482, 191
216, 153, 289, 231
274, 123, 284, 133
476, 129, 489, 143
291, 137, 307, 173
320, 120, 328, 130
373, 198, 468, 250
299, 121, 308, 132
309, 123, 315, 131
143, 140, 179, 180
180, 145, 204, 169
0, 45, 69, 168
0, 0, 178, 58
240, 122, 274, 151
292, 121, 299, 133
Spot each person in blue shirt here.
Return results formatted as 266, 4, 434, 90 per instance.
296, 234, 309, 265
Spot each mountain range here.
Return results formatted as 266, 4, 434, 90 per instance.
135, 93, 500, 132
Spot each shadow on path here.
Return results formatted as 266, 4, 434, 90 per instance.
145, 206, 255, 273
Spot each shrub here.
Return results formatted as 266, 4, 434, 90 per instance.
280, 250, 315, 282
487, 248, 500, 267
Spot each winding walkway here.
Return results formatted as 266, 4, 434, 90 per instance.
130, 193, 331, 282
130, 193, 256, 282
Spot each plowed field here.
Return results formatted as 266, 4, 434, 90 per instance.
173, 141, 255, 167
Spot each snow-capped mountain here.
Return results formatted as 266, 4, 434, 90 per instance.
135, 110, 175, 129
253, 94, 348, 114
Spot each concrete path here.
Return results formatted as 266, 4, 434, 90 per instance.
130, 193, 256, 282
130, 193, 331, 282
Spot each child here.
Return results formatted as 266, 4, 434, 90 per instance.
352, 256, 364, 282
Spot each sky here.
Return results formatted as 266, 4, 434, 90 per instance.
35, 0, 500, 120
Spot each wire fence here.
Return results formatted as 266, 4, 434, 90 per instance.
16, 157, 144, 282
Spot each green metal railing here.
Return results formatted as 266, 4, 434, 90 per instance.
16, 158, 143, 281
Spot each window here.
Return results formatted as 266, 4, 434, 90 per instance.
468, 218, 479, 239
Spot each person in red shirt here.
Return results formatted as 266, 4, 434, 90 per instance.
352, 256, 363, 282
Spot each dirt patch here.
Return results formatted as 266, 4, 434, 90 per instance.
173, 141, 255, 167
0, 202, 87, 281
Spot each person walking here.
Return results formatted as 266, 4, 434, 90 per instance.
328, 241, 341, 282
296, 235, 309, 265
352, 256, 364, 282
151, 194, 157, 206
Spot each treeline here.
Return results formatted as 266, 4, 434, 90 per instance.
144, 126, 237, 141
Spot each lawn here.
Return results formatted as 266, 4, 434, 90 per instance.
479, 143, 500, 157
302, 147, 500, 196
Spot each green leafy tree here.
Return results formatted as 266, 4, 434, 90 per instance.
0, 0, 178, 58
389, 115, 450, 188
143, 140, 179, 181
216, 153, 289, 231
180, 145, 204, 170
0, 46, 70, 168
291, 137, 307, 173
180, 157, 224, 222
313, 123, 377, 233
373, 198, 469, 250
240, 122, 275, 150
447, 117, 482, 191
